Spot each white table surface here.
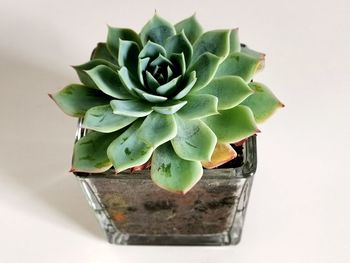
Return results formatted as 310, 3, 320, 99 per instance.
1, 0, 349, 262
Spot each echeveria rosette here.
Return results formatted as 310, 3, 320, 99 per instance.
50, 14, 283, 194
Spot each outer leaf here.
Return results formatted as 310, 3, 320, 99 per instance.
192, 30, 230, 62
152, 100, 187, 115
85, 65, 134, 99
173, 71, 197, 99
83, 104, 136, 133
201, 143, 237, 169
187, 52, 221, 92
107, 121, 153, 172
91, 42, 118, 64
118, 40, 140, 74
196, 76, 253, 110
106, 27, 142, 60
139, 14, 176, 46
171, 117, 217, 161
151, 142, 203, 194
175, 14, 203, 44
241, 82, 284, 123
73, 59, 118, 88
110, 99, 152, 117
177, 94, 218, 120
229, 29, 240, 53
241, 44, 265, 60
215, 52, 264, 82
137, 112, 177, 147
72, 130, 123, 173
50, 84, 110, 117
241, 44, 265, 72
203, 105, 258, 143
164, 31, 193, 65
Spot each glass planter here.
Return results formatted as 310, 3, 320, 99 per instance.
74, 119, 257, 246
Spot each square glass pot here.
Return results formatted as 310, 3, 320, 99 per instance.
74, 119, 257, 246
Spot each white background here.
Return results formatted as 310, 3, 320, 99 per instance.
1, 0, 349, 262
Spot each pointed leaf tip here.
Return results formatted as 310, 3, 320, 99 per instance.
175, 14, 203, 44
140, 14, 176, 46
241, 82, 283, 123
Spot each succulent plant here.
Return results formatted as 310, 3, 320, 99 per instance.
51, 14, 283, 194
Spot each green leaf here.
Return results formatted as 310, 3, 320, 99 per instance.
118, 66, 142, 96
173, 71, 197, 99
171, 116, 217, 161
229, 29, 240, 53
118, 66, 167, 102
110, 99, 152, 117
175, 14, 203, 44
169, 53, 186, 75
107, 121, 153, 172
118, 40, 140, 74
134, 88, 168, 103
192, 30, 230, 62
196, 76, 253, 110
83, 104, 136, 133
145, 71, 160, 90
151, 142, 203, 194
139, 41, 166, 59
177, 94, 218, 120
140, 14, 176, 46
73, 59, 119, 88
215, 52, 264, 82
137, 112, 177, 147
203, 105, 258, 143
241, 44, 265, 60
156, 75, 181, 96
152, 100, 187, 115
72, 130, 123, 173
50, 84, 110, 117
164, 31, 193, 65
241, 82, 284, 123
187, 52, 221, 92
106, 26, 142, 60
90, 42, 118, 64
167, 65, 174, 79
138, 57, 150, 85
150, 53, 172, 67
241, 45, 265, 72
85, 65, 134, 99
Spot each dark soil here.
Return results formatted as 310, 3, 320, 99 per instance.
84, 141, 247, 236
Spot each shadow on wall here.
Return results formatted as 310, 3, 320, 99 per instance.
0, 51, 103, 240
